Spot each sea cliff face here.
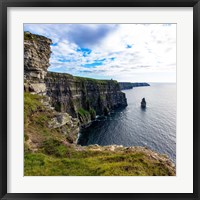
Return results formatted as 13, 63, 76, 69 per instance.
45, 72, 127, 124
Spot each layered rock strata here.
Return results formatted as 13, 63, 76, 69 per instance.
24, 31, 52, 95
45, 72, 127, 124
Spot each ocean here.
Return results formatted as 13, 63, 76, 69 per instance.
78, 83, 176, 163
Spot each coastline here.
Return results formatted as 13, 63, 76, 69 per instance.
24, 32, 176, 176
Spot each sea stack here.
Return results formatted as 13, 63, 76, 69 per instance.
141, 98, 146, 108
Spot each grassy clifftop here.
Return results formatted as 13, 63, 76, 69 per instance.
47, 71, 118, 84
24, 93, 175, 176
25, 146, 175, 176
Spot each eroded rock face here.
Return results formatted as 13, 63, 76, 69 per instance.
45, 72, 128, 124
24, 83, 47, 94
48, 113, 80, 143
24, 32, 52, 81
24, 32, 52, 95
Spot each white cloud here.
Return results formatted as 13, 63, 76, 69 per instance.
24, 24, 176, 82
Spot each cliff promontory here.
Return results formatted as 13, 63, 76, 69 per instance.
24, 32, 175, 176
119, 82, 150, 90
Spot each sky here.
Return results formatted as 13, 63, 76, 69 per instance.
24, 24, 176, 82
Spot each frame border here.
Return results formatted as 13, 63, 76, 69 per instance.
0, 0, 199, 199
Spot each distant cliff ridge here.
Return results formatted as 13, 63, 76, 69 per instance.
119, 82, 150, 90
24, 32, 127, 128
132, 82, 150, 87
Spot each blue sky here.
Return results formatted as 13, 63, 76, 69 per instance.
24, 24, 176, 82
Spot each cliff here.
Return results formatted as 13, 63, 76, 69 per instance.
45, 72, 127, 125
24, 31, 127, 130
24, 32, 175, 176
119, 82, 150, 90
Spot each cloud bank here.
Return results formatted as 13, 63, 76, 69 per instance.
24, 24, 176, 82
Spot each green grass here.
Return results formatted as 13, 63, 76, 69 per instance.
77, 108, 91, 123
24, 32, 50, 42
78, 108, 90, 117
25, 149, 174, 176
24, 92, 44, 125
89, 108, 96, 120
74, 76, 111, 84
24, 32, 41, 41
24, 32, 34, 40
24, 92, 66, 147
78, 108, 90, 116
47, 71, 117, 84
41, 139, 69, 157
78, 107, 96, 120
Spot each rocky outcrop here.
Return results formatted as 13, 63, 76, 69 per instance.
24, 32, 127, 128
24, 32, 52, 81
24, 32, 52, 95
48, 112, 79, 143
141, 98, 146, 108
119, 82, 150, 90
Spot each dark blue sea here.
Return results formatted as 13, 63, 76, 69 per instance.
78, 83, 176, 163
